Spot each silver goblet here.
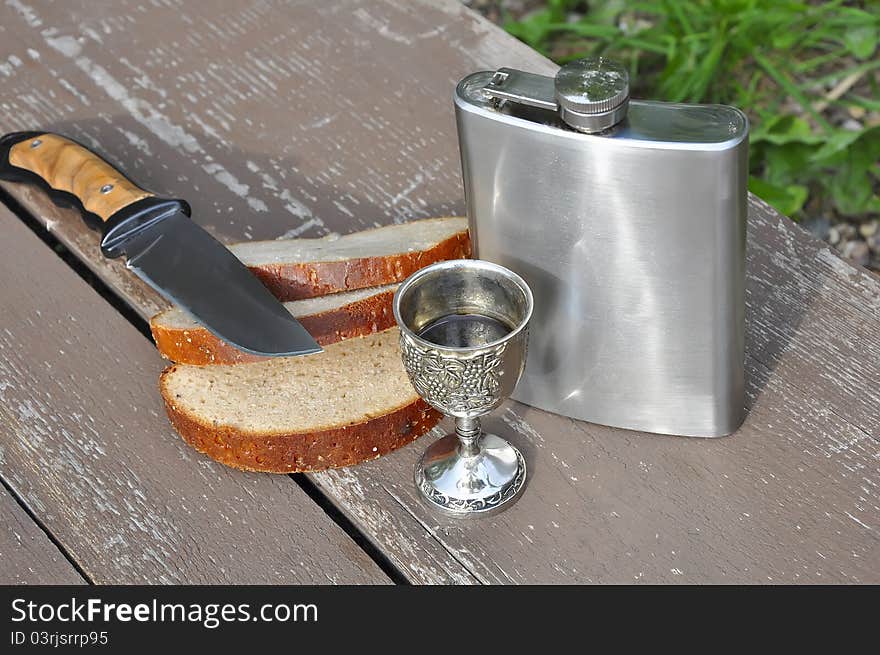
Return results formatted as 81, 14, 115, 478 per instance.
393, 259, 533, 517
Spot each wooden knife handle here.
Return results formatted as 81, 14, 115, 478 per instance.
4, 132, 153, 221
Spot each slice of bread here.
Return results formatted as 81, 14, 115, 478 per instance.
151, 284, 398, 365
228, 216, 469, 300
159, 328, 440, 473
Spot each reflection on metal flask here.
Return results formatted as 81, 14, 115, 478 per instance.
454, 57, 748, 437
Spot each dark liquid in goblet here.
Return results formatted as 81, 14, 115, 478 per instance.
417, 313, 513, 348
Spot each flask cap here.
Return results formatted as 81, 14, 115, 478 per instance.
554, 57, 630, 133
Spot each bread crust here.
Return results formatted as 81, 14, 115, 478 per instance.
244, 229, 470, 300
150, 288, 397, 365
160, 365, 441, 473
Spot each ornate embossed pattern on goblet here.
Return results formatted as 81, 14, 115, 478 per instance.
393, 259, 533, 517
399, 330, 510, 415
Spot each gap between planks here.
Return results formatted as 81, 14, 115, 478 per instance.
0, 477, 89, 584
0, 197, 411, 585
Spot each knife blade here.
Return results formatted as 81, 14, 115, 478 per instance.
0, 131, 321, 357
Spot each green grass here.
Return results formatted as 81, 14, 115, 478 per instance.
504, 0, 880, 220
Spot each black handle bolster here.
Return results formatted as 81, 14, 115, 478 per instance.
101, 197, 191, 258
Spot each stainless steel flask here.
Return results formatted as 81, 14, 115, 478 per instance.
454, 57, 748, 437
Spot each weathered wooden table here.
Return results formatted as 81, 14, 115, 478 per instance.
1, 0, 877, 585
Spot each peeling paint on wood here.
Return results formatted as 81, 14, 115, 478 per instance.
0, 206, 389, 584
0, 487, 86, 584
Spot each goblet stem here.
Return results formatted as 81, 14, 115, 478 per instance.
455, 416, 482, 458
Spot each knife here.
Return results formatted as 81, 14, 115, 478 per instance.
0, 131, 321, 357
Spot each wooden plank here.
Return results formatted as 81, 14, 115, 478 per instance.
744, 196, 880, 438
0, 0, 547, 585
0, 206, 389, 584
0, 0, 876, 583
0, 487, 85, 584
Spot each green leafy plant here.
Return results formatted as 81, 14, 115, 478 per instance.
504, 0, 880, 221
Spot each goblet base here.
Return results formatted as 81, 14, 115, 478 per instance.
414, 433, 526, 517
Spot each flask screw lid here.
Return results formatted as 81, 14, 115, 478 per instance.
554, 57, 630, 133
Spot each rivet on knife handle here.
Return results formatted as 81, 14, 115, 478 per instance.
8, 133, 153, 221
